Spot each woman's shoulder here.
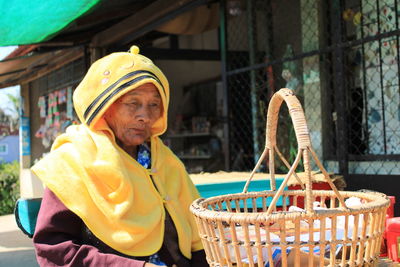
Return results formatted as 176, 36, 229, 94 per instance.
52, 124, 97, 151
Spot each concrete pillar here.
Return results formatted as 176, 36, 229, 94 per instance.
19, 83, 43, 198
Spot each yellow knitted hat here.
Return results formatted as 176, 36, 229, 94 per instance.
73, 46, 170, 136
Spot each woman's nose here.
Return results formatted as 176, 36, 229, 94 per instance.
136, 106, 151, 122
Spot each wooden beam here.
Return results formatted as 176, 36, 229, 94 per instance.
4, 45, 39, 59
91, 0, 202, 47
0, 79, 25, 89
0, 68, 27, 77
0, 47, 85, 88
17, 49, 84, 85
38, 42, 75, 47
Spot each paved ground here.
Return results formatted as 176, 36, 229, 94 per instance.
0, 214, 38, 267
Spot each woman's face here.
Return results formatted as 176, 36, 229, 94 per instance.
104, 83, 162, 148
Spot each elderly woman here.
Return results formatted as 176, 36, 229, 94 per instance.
31, 46, 207, 267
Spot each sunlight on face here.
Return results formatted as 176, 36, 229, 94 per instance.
104, 83, 162, 148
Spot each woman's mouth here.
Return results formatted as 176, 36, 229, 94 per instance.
131, 128, 145, 133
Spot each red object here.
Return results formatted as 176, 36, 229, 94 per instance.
381, 196, 396, 257
386, 217, 400, 262
288, 182, 331, 209
387, 196, 396, 218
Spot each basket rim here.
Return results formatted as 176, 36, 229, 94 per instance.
190, 190, 390, 223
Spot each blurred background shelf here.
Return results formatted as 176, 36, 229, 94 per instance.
163, 78, 227, 173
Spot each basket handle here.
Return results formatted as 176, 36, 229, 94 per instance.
243, 88, 347, 214
266, 89, 311, 150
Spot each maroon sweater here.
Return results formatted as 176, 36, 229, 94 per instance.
33, 188, 207, 267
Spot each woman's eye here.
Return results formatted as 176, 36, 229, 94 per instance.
122, 102, 139, 109
149, 103, 160, 108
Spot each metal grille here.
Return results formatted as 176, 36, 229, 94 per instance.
222, 0, 400, 175
41, 58, 85, 94
327, 0, 400, 175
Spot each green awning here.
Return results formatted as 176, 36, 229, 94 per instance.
0, 0, 101, 46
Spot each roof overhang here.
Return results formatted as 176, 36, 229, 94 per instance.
90, 0, 210, 48
0, 46, 84, 88
0, 0, 217, 88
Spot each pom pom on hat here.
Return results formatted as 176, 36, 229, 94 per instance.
130, 45, 140, 55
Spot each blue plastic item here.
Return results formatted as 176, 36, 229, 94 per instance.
195, 178, 288, 208
14, 198, 42, 238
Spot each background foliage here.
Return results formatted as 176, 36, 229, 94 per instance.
0, 161, 20, 215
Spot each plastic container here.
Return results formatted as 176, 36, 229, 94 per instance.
288, 182, 331, 209
381, 196, 396, 257
387, 196, 396, 218
386, 217, 400, 262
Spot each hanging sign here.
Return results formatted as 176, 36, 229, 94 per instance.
20, 116, 31, 156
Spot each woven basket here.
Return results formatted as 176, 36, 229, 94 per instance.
190, 89, 390, 267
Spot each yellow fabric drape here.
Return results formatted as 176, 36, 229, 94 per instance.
32, 122, 203, 257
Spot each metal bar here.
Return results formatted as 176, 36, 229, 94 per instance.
219, 0, 231, 170
348, 154, 400, 161
331, 0, 348, 176
395, 0, 400, 155
264, 0, 274, 97
320, 0, 334, 160
324, 152, 400, 161
246, 0, 260, 165
359, 0, 370, 154
227, 28, 400, 76
376, 0, 387, 154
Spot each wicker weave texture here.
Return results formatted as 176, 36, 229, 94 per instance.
190, 89, 389, 267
